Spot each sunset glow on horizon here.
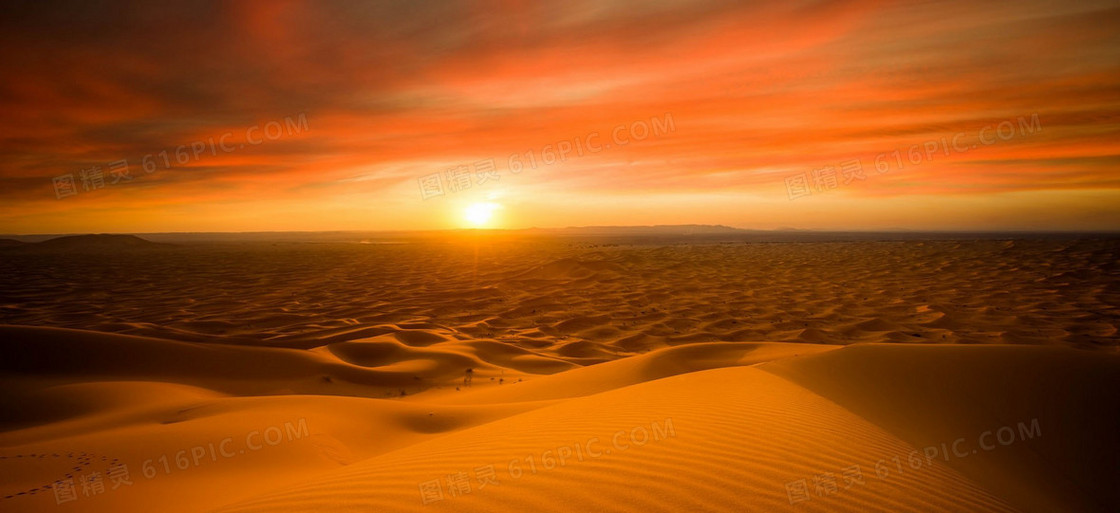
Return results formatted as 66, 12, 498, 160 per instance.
463, 201, 502, 228
1, 1, 1119, 234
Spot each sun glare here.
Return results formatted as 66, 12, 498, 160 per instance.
463, 202, 500, 228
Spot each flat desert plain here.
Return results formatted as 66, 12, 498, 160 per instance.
1, 234, 1118, 512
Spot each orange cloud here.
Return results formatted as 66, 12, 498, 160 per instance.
0, 0, 1118, 233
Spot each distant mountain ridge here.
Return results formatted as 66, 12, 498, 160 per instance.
528, 224, 750, 235
0, 234, 170, 252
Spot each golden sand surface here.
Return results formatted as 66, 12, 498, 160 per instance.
1, 236, 1117, 512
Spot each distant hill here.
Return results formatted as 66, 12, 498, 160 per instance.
525, 225, 753, 236
1, 234, 171, 253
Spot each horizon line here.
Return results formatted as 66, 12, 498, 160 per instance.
5, 225, 1120, 238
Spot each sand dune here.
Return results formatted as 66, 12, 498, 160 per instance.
765, 344, 1120, 512
213, 366, 1021, 513
2, 324, 1117, 512
1, 239, 1117, 351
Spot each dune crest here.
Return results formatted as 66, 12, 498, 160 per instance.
3, 324, 1116, 512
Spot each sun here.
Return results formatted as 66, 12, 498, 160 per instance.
463, 202, 500, 228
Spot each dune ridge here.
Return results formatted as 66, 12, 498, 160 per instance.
2, 325, 1117, 512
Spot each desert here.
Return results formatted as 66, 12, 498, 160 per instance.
1, 232, 1117, 512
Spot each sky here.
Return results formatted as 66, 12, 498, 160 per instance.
1, 0, 1118, 234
